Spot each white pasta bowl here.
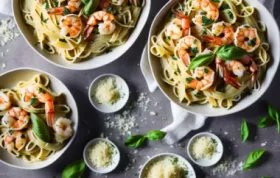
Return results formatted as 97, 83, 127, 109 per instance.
0, 68, 78, 169
12, 0, 151, 70
148, 0, 280, 117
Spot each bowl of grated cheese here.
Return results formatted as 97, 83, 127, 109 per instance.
83, 138, 120, 174
88, 74, 129, 113
187, 132, 223, 167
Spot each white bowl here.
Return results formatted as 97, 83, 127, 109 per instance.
12, 0, 151, 70
88, 74, 129, 113
187, 132, 223, 167
148, 0, 280, 117
0, 68, 78, 170
139, 153, 196, 178
83, 138, 120, 174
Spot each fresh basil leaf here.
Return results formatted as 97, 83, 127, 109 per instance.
125, 135, 146, 148
267, 103, 279, 121
243, 150, 266, 170
188, 52, 215, 70
83, 0, 100, 16
30, 113, 51, 143
145, 130, 166, 141
30, 97, 38, 105
62, 160, 86, 178
63, 7, 71, 15
216, 45, 247, 60
241, 120, 249, 142
220, 3, 230, 10
258, 116, 274, 128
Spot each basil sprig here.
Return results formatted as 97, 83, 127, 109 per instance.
62, 160, 86, 178
188, 52, 215, 70
83, 0, 100, 16
258, 103, 280, 133
243, 150, 266, 170
241, 120, 249, 142
216, 45, 247, 60
30, 113, 51, 143
125, 130, 166, 148
188, 45, 247, 70
258, 116, 274, 128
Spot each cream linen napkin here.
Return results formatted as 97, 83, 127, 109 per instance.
140, 0, 275, 145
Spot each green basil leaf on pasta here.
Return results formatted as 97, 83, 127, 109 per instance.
30, 97, 38, 106
258, 116, 274, 128
145, 130, 166, 141
30, 113, 51, 143
62, 160, 86, 178
243, 150, 266, 170
63, 7, 71, 15
83, 0, 100, 16
125, 135, 146, 148
188, 52, 215, 70
216, 45, 247, 60
241, 120, 249, 142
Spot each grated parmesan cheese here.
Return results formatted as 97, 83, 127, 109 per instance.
94, 77, 120, 104
88, 141, 112, 168
191, 136, 216, 160
145, 157, 185, 178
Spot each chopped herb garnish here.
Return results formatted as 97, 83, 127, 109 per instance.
8, 130, 14, 135
53, 0, 59, 7
190, 47, 199, 55
105, 49, 113, 54
43, 1, 50, 9
171, 56, 177, 60
228, 11, 234, 19
202, 16, 214, 26
186, 77, 194, 83
184, 11, 188, 16
201, 11, 207, 15
63, 7, 71, 15
248, 38, 257, 47
39, 88, 46, 93
40, 13, 49, 24
167, 36, 171, 40
59, 39, 67, 43
220, 3, 230, 10
212, 0, 220, 2
194, 39, 197, 44
93, 27, 99, 34
30, 97, 38, 105
106, 5, 117, 15
60, 0, 67, 6
204, 68, 209, 73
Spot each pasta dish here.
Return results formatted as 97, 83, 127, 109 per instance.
21, 0, 145, 63
150, 0, 270, 109
0, 75, 73, 162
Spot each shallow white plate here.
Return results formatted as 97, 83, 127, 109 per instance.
0, 68, 78, 170
187, 132, 223, 167
83, 138, 120, 174
148, 0, 280, 117
139, 153, 196, 178
12, 0, 151, 70
88, 74, 129, 113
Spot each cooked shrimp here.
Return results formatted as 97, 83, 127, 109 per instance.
4, 130, 27, 152
22, 86, 54, 127
48, 0, 82, 15
240, 55, 259, 84
175, 36, 202, 66
192, 0, 219, 27
83, 11, 115, 39
59, 15, 82, 38
53, 118, 73, 138
0, 92, 11, 111
203, 21, 235, 45
1, 107, 30, 130
234, 25, 261, 52
216, 58, 242, 89
187, 66, 215, 91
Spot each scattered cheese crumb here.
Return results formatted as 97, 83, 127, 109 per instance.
0, 18, 19, 46
150, 111, 157, 116
261, 142, 267, 147
212, 157, 243, 176
224, 132, 229, 135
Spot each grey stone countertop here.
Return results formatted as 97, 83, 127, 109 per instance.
1, 0, 280, 178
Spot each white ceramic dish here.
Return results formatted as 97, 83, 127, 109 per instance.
139, 153, 196, 178
148, 0, 280, 117
83, 138, 120, 174
88, 74, 129, 113
0, 68, 78, 170
13, 0, 151, 70
187, 132, 223, 167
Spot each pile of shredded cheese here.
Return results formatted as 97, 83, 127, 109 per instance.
146, 158, 184, 178
191, 136, 216, 159
89, 141, 112, 168
94, 77, 120, 104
